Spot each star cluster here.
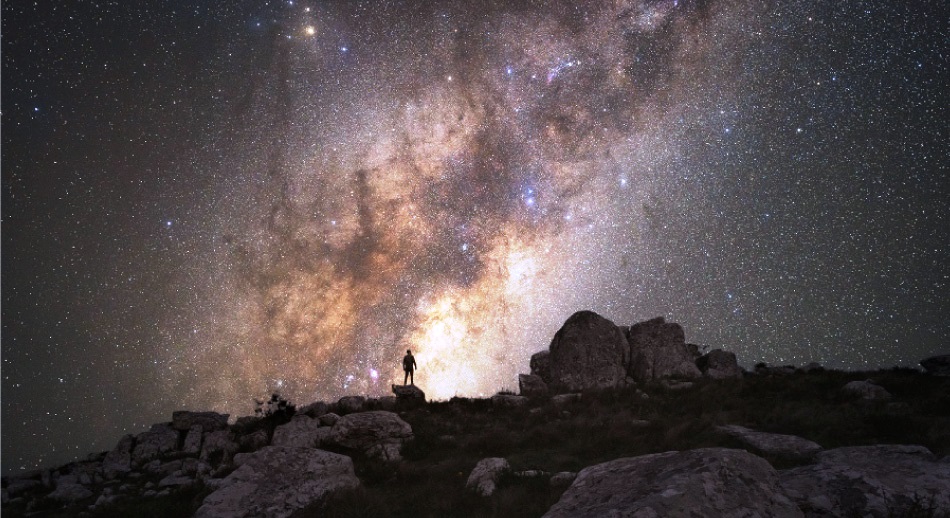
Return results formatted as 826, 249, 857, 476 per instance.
3, 0, 947, 472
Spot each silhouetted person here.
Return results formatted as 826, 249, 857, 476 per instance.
403, 349, 417, 385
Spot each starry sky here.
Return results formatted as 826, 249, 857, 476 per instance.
2, 0, 947, 473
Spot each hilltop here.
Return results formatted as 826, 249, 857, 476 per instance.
3, 311, 949, 517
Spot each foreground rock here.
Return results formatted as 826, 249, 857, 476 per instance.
920, 354, 950, 376
195, 446, 359, 518
626, 317, 701, 382
716, 425, 822, 462
543, 448, 802, 517
271, 415, 327, 449
466, 458, 510, 497
780, 445, 950, 517
328, 411, 413, 461
391, 384, 426, 403
547, 311, 629, 391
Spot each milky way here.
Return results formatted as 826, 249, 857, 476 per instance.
3, 0, 947, 471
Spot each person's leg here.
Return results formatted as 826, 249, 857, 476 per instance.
404, 371, 409, 385
410, 370, 414, 385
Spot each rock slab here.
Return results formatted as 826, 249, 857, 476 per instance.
195, 446, 359, 518
716, 425, 822, 462
698, 349, 743, 379
543, 448, 802, 517
328, 411, 413, 460
780, 445, 950, 517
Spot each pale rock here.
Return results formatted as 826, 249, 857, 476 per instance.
716, 425, 822, 462
780, 445, 950, 517
543, 448, 802, 518
843, 379, 892, 400
466, 458, 510, 497
183, 425, 203, 455
491, 393, 529, 408
626, 317, 701, 382
132, 424, 179, 466
548, 311, 629, 391
272, 415, 324, 449
518, 374, 548, 399
172, 411, 229, 432
194, 446, 359, 518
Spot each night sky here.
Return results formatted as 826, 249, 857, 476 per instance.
2, 0, 947, 473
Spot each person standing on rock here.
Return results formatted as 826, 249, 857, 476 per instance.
403, 349, 418, 385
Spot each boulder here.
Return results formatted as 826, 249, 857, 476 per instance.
697, 349, 742, 379
802, 362, 824, 373
626, 317, 701, 382
132, 424, 179, 466
102, 434, 134, 478
172, 411, 229, 432
298, 401, 329, 418
843, 379, 892, 400
543, 448, 802, 517
272, 415, 326, 449
549, 472, 577, 488
48, 480, 94, 503
920, 354, 950, 376
491, 394, 529, 408
194, 446, 360, 518
158, 473, 195, 488
518, 374, 548, 399
466, 458, 510, 497
716, 425, 822, 462
376, 396, 398, 410
328, 411, 413, 461
530, 351, 551, 383
238, 429, 270, 451
336, 395, 366, 414
319, 412, 340, 427
779, 445, 950, 517
183, 425, 203, 455
200, 430, 238, 466
391, 384, 426, 403
547, 311, 629, 391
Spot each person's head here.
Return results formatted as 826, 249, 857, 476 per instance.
406, 349, 411, 355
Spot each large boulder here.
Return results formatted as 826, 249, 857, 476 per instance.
102, 434, 134, 478
779, 445, 950, 516
543, 448, 802, 517
272, 415, 328, 449
172, 411, 229, 432
466, 458, 510, 497
328, 411, 413, 461
920, 354, 950, 376
518, 374, 548, 399
195, 446, 360, 518
547, 311, 629, 391
716, 425, 822, 462
697, 349, 742, 379
200, 430, 239, 466
336, 395, 366, 414
132, 424, 179, 466
626, 317, 701, 382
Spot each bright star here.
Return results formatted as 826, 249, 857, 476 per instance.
305, 26, 316, 36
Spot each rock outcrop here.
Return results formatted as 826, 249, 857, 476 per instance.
697, 349, 743, 379
780, 445, 950, 516
530, 351, 551, 382
716, 425, 822, 462
131, 424, 179, 467
921, 354, 950, 376
518, 374, 548, 399
194, 446, 359, 518
626, 317, 701, 382
544, 448, 802, 517
271, 415, 327, 449
547, 311, 629, 391
391, 384, 426, 403
327, 411, 413, 461
466, 458, 510, 497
